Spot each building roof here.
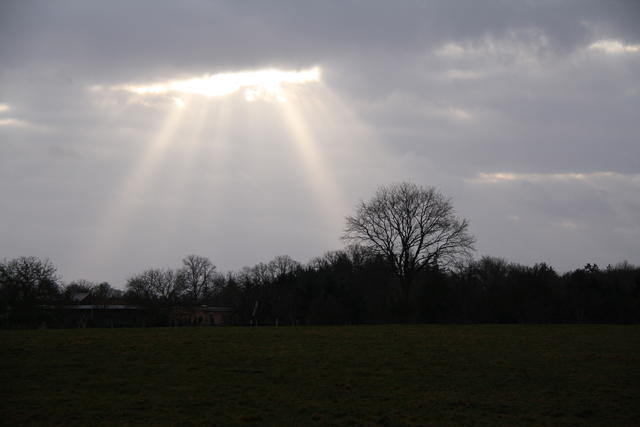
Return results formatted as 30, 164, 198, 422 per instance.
70, 292, 90, 302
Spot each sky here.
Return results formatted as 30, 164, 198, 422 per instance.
1, 0, 639, 287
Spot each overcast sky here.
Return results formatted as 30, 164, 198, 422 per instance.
1, 0, 639, 286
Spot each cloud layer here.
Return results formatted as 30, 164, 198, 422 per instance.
1, 1, 639, 284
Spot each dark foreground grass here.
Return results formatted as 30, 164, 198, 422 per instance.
1, 325, 639, 426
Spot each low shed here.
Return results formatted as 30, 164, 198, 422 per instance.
170, 306, 234, 326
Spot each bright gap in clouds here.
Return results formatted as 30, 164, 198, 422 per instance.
588, 40, 640, 54
470, 171, 639, 184
116, 67, 321, 103
84, 64, 375, 279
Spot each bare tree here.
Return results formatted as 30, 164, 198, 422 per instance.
0, 256, 60, 305
126, 269, 182, 302
343, 182, 475, 303
268, 255, 301, 279
92, 282, 122, 301
126, 275, 156, 301
267, 255, 301, 326
145, 269, 181, 301
249, 262, 273, 286
64, 279, 95, 293
178, 255, 216, 303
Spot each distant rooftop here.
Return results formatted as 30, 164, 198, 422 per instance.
70, 292, 90, 302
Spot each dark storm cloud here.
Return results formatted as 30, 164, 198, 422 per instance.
1, 0, 639, 283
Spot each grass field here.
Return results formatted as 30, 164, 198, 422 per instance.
2, 325, 639, 426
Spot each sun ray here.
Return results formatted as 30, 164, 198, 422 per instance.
82, 66, 385, 275
89, 98, 189, 263
277, 97, 347, 228
162, 96, 212, 198
280, 82, 390, 201
165, 99, 233, 228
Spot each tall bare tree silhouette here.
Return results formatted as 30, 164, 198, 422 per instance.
344, 182, 475, 304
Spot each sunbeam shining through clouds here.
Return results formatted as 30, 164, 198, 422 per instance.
97, 67, 321, 105
80, 64, 369, 276
2, 0, 639, 289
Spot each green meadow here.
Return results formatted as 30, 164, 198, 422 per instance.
2, 325, 639, 426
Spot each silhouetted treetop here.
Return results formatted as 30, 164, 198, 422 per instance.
343, 182, 475, 302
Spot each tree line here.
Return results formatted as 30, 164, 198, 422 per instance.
1, 252, 639, 327
2, 182, 639, 326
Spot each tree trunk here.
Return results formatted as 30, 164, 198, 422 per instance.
401, 275, 413, 320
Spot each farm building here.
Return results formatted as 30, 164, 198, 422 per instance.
30, 293, 235, 328
38, 304, 153, 328
170, 306, 234, 326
